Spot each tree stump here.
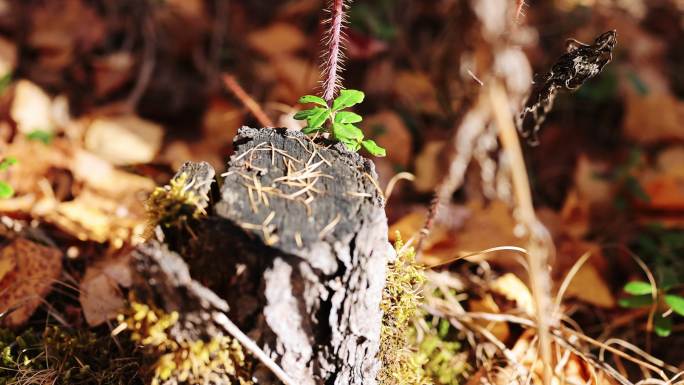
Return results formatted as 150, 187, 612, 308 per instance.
141, 127, 392, 385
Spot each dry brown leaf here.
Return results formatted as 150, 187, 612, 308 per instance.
491, 273, 534, 316
456, 200, 522, 261
45, 191, 147, 246
71, 150, 155, 198
247, 23, 307, 58
79, 252, 132, 326
10, 80, 56, 134
0, 238, 62, 327
413, 141, 446, 193
0, 36, 17, 75
271, 56, 319, 102
202, 97, 244, 153
388, 208, 455, 264
500, 329, 617, 385
623, 91, 684, 143
393, 71, 441, 115
560, 189, 590, 240
469, 295, 510, 342
557, 241, 615, 308
365, 110, 413, 167
84, 115, 164, 166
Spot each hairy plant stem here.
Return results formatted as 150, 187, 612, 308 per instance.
322, 0, 346, 104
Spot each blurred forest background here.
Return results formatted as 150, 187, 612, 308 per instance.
0, 0, 683, 384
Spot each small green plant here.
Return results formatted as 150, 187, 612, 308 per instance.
619, 279, 684, 337
26, 129, 55, 144
294, 89, 386, 157
0, 156, 17, 199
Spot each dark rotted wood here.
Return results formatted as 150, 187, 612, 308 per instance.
145, 127, 392, 385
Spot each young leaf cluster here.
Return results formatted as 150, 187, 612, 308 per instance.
620, 279, 684, 337
294, 89, 386, 157
0, 157, 17, 199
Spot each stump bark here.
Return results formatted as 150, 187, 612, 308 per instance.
139, 127, 392, 385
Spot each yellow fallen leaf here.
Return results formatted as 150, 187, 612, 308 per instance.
84, 115, 164, 166
491, 273, 534, 316
10, 80, 55, 134
469, 295, 510, 342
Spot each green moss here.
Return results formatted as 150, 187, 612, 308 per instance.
0, 326, 142, 385
145, 172, 205, 236
378, 233, 469, 385
378, 233, 432, 385
117, 301, 252, 385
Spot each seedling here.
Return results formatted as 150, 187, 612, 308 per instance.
619, 279, 684, 337
0, 156, 17, 199
294, 89, 386, 157
26, 129, 54, 145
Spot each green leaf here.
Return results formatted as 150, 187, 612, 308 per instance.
26, 129, 54, 145
0, 181, 13, 199
623, 281, 653, 295
0, 156, 17, 171
305, 108, 331, 131
332, 122, 363, 141
298, 95, 328, 107
654, 313, 672, 337
361, 139, 386, 157
0, 73, 11, 95
334, 111, 363, 124
618, 294, 653, 308
339, 138, 361, 152
332, 89, 364, 111
294, 108, 320, 120
665, 295, 684, 316
302, 126, 324, 135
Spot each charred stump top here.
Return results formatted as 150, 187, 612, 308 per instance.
142, 127, 393, 385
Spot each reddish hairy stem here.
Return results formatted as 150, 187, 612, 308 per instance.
322, 0, 345, 104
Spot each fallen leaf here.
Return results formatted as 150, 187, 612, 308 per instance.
623, 91, 684, 143
491, 273, 534, 316
80, 252, 132, 326
0, 238, 62, 327
413, 141, 446, 193
365, 110, 413, 167
394, 71, 441, 115
0, 36, 17, 75
557, 241, 615, 308
10, 80, 55, 134
202, 96, 244, 153
247, 23, 307, 58
560, 189, 590, 239
84, 115, 164, 166
469, 295, 510, 342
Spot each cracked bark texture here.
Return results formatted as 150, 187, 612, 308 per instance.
155, 127, 392, 385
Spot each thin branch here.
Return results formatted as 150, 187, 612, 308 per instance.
222, 74, 274, 127
213, 312, 297, 385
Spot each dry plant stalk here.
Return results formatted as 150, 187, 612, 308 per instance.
488, 81, 554, 385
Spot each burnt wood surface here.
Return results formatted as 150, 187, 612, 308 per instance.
137, 127, 392, 385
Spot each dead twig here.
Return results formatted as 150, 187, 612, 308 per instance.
222, 74, 274, 127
